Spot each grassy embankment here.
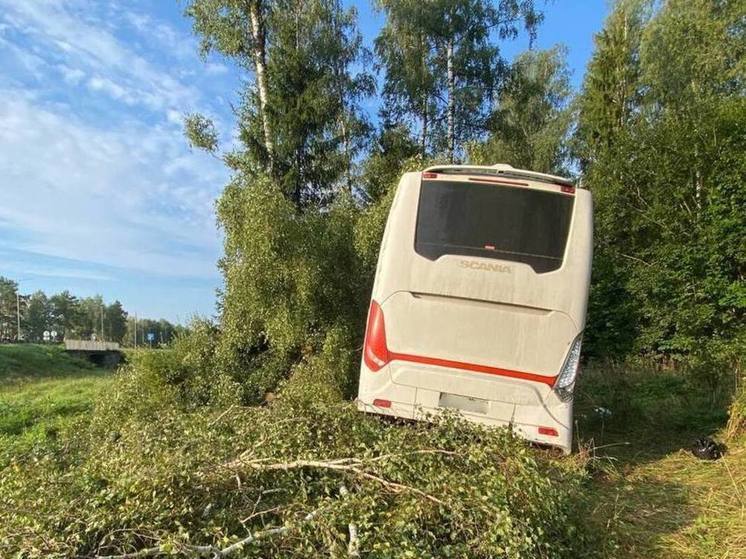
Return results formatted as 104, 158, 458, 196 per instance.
0, 344, 743, 557
576, 364, 745, 558
0, 344, 113, 442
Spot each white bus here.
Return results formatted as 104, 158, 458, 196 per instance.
357, 164, 593, 453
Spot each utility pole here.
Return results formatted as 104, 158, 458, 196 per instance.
16, 292, 20, 342
101, 303, 105, 341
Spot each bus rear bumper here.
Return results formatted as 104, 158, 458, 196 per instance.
357, 367, 573, 454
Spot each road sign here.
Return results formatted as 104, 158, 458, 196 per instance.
43, 330, 50, 341
147, 332, 155, 342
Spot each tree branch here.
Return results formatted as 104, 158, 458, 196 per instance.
91, 507, 323, 559
222, 449, 455, 505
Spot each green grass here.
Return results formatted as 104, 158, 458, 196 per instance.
576, 364, 746, 558
0, 343, 97, 383
0, 344, 113, 443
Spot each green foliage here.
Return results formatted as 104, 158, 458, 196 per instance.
23, 291, 50, 342
574, 0, 651, 160
376, 0, 543, 160
4, 0, 746, 556
0, 344, 593, 557
187, 0, 374, 207
468, 46, 573, 174
48, 290, 82, 338
361, 124, 420, 202
575, 361, 746, 558
104, 300, 128, 343
184, 112, 219, 152
0, 276, 18, 340
575, 361, 731, 438
576, 0, 746, 364
104, 320, 241, 420
0, 278, 159, 344
216, 174, 375, 403
727, 377, 746, 440
259, 0, 368, 203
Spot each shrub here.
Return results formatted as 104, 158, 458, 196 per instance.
0, 388, 594, 558
574, 360, 732, 437
215, 176, 370, 403
0, 317, 602, 558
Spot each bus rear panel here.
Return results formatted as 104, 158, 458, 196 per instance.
357, 165, 593, 454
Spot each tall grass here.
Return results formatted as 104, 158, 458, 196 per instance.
0, 343, 112, 449
0, 343, 95, 384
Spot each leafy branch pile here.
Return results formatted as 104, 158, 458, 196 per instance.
0, 342, 593, 557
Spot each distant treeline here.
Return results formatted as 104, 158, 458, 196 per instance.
0, 276, 186, 346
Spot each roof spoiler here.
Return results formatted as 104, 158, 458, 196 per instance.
423, 164, 575, 187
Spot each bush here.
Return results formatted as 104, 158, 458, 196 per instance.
574, 360, 732, 437
0, 320, 603, 558
215, 176, 371, 404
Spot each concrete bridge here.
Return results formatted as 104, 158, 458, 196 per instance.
64, 339, 122, 366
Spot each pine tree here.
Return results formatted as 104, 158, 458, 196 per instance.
105, 301, 129, 344
23, 291, 51, 342
49, 291, 81, 340
187, 0, 275, 169
186, 0, 373, 208
0, 277, 18, 341
575, 0, 650, 164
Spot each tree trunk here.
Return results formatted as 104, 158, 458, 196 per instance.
421, 93, 428, 158
341, 113, 352, 193
446, 38, 455, 162
247, 0, 274, 172
294, 148, 303, 210
419, 33, 428, 159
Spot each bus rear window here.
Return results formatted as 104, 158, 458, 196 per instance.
414, 180, 574, 273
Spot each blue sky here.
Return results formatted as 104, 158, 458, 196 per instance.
0, 0, 608, 323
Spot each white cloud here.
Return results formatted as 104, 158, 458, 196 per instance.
124, 9, 195, 60
0, 0, 244, 298
0, 0, 201, 114
0, 0, 244, 320
166, 109, 184, 126
0, 89, 227, 279
58, 64, 85, 85
205, 62, 230, 76
21, 266, 115, 282
87, 75, 133, 103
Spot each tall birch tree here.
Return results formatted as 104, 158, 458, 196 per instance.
376, 0, 543, 162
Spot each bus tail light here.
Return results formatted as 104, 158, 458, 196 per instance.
364, 300, 390, 372
554, 334, 583, 402
373, 398, 392, 408
538, 426, 559, 437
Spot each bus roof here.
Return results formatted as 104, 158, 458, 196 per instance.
423, 164, 575, 187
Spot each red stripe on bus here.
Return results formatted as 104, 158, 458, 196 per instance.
468, 176, 529, 187
387, 351, 557, 386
